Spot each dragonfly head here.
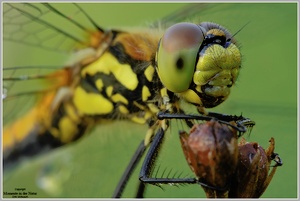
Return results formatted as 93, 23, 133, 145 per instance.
156, 22, 241, 108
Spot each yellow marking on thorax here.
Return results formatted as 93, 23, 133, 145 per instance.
95, 79, 104, 91
147, 103, 160, 114
142, 86, 151, 102
144, 111, 154, 120
81, 52, 138, 91
111, 93, 128, 104
60, 117, 79, 143
119, 105, 129, 114
73, 86, 113, 115
65, 102, 81, 123
160, 87, 168, 97
130, 110, 154, 125
144, 65, 155, 82
133, 101, 147, 111
106, 86, 113, 97
131, 116, 147, 124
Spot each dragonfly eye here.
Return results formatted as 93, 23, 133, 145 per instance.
156, 23, 205, 93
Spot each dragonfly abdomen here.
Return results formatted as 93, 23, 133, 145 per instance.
2, 89, 85, 168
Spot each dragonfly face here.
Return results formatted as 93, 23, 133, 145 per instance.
156, 22, 241, 109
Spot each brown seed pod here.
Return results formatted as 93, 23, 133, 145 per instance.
179, 120, 238, 198
229, 137, 281, 198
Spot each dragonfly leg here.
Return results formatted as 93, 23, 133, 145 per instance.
206, 111, 256, 127
138, 128, 197, 197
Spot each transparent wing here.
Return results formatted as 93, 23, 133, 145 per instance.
150, 3, 216, 29
3, 3, 101, 53
2, 3, 105, 125
3, 3, 213, 125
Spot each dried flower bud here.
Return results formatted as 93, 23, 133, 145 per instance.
179, 120, 238, 198
229, 137, 282, 198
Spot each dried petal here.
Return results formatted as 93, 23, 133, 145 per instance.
229, 137, 282, 198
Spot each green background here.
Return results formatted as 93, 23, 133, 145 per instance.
3, 2, 298, 199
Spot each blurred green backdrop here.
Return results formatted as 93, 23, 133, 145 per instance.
3, 2, 298, 199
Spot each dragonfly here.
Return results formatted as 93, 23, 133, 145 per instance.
2, 3, 255, 198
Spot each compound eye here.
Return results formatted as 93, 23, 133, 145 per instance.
156, 23, 204, 93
